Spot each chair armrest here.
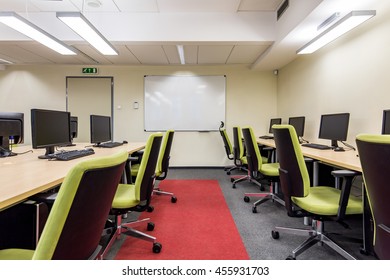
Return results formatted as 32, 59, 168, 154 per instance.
331, 170, 360, 221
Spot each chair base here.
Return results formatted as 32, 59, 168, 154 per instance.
272, 219, 356, 260
243, 182, 285, 213
153, 188, 177, 203
100, 214, 161, 259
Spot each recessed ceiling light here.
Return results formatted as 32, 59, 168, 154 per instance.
86, 0, 102, 8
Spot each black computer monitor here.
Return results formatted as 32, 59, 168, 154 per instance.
90, 115, 111, 146
31, 109, 72, 159
288, 116, 305, 137
381, 109, 390, 134
318, 113, 350, 148
70, 116, 78, 141
0, 112, 24, 157
269, 118, 282, 134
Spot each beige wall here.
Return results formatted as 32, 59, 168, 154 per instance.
277, 1, 390, 146
0, 64, 277, 166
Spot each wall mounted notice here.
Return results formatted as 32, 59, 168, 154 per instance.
144, 75, 226, 131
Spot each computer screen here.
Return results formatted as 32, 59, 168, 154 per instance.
269, 118, 282, 134
70, 116, 78, 140
31, 109, 71, 159
288, 116, 305, 137
318, 113, 350, 147
90, 115, 112, 145
381, 109, 390, 134
0, 112, 24, 157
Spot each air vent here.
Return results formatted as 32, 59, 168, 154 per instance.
277, 0, 289, 20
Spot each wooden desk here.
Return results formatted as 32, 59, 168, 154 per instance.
257, 138, 361, 172
0, 142, 145, 211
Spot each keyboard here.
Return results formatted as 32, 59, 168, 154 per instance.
48, 149, 95, 161
97, 142, 123, 148
301, 143, 332, 150
259, 135, 274, 140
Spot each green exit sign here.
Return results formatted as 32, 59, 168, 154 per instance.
82, 67, 98, 74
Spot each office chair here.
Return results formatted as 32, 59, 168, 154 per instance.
219, 122, 237, 175
129, 130, 177, 203
240, 126, 284, 213
0, 151, 128, 260
230, 126, 249, 187
101, 132, 163, 258
356, 134, 390, 259
271, 125, 363, 260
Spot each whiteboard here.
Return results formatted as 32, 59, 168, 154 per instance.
144, 75, 226, 131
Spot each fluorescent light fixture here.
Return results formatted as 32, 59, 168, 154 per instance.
177, 45, 185, 64
57, 12, 118, 56
0, 12, 76, 55
0, 58, 13, 64
297, 10, 376, 55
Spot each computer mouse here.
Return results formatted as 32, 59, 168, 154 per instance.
334, 147, 345, 152
123, 140, 128, 144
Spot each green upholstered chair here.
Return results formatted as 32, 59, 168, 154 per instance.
271, 125, 363, 259
356, 134, 390, 260
129, 130, 176, 203
0, 151, 128, 260
230, 126, 249, 187
219, 124, 239, 175
101, 132, 163, 258
240, 126, 284, 213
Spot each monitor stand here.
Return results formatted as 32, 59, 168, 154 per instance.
38, 146, 55, 159
331, 140, 339, 149
0, 148, 17, 157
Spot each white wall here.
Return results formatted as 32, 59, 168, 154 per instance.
0, 64, 277, 166
277, 1, 390, 146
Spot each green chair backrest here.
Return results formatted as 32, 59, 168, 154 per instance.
233, 126, 245, 161
134, 132, 163, 202
33, 151, 128, 260
241, 126, 263, 172
272, 125, 310, 198
220, 128, 234, 160
356, 134, 390, 260
155, 130, 175, 179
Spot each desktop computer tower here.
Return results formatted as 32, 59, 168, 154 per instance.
0, 200, 48, 250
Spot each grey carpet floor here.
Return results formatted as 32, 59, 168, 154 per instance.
105, 167, 375, 260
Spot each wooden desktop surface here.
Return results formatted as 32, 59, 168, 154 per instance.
257, 138, 362, 172
0, 142, 145, 211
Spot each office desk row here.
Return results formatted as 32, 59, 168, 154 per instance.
0, 142, 145, 211
257, 138, 361, 172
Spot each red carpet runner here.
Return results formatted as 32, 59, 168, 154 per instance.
115, 179, 249, 260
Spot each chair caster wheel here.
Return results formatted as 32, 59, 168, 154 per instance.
244, 196, 250, 203
230, 178, 234, 183
232, 184, 236, 188
227, 171, 231, 175
252, 206, 257, 213
260, 186, 265, 191
147, 222, 155, 231
360, 248, 369, 255
171, 196, 177, 203
286, 256, 296, 260
147, 206, 154, 212
153, 242, 162, 253
271, 230, 279, 239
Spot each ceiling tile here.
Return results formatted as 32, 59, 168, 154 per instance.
113, 0, 159, 12
198, 45, 234, 64
227, 44, 270, 64
238, 0, 284, 11
127, 45, 169, 64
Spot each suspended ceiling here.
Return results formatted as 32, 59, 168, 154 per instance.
0, 0, 382, 70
